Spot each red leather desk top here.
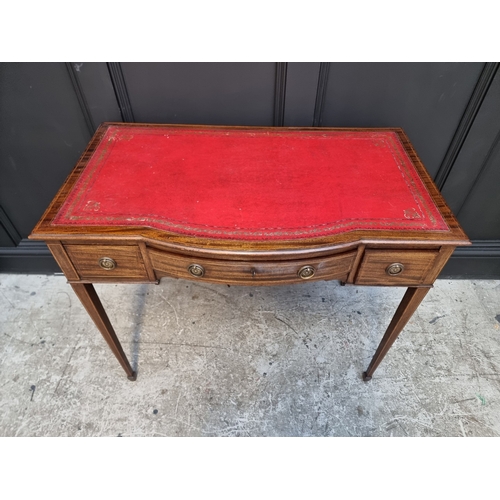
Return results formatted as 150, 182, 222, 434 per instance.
53, 125, 449, 240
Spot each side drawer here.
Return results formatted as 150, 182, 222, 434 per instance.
355, 249, 439, 286
64, 244, 149, 280
149, 248, 357, 286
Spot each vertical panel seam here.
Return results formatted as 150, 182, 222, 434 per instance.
65, 62, 96, 135
107, 63, 135, 123
274, 63, 288, 127
313, 62, 330, 127
0, 205, 22, 246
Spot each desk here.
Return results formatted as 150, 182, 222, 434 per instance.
29, 123, 470, 381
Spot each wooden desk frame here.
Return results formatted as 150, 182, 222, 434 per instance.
30, 124, 470, 381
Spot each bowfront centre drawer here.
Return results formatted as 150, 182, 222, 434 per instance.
149, 248, 358, 285
64, 244, 149, 280
355, 249, 440, 286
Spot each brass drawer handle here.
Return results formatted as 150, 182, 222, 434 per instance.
188, 264, 205, 278
98, 257, 116, 270
298, 265, 315, 279
386, 263, 404, 276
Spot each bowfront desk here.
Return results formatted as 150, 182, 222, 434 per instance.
30, 124, 470, 381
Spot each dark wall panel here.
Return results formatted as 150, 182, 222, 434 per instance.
320, 63, 483, 177
121, 62, 276, 126
0, 205, 21, 246
454, 138, 500, 240
0, 226, 14, 247
0, 63, 91, 238
442, 67, 500, 214
69, 62, 122, 129
283, 63, 320, 126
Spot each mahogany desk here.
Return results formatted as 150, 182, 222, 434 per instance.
29, 124, 470, 381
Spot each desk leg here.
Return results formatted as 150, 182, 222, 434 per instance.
70, 283, 137, 381
363, 287, 430, 381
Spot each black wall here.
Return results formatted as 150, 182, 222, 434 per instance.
1, 62, 499, 277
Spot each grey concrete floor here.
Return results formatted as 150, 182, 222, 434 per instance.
0, 273, 499, 436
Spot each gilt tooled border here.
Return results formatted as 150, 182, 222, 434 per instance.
53, 127, 450, 238
59, 127, 120, 221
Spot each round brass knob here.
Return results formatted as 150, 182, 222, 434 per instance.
98, 257, 116, 270
188, 264, 205, 278
386, 263, 404, 276
298, 265, 315, 279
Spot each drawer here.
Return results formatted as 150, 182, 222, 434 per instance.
65, 244, 149, 280
355, 249, 439, 286
149, 248, 357, 286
